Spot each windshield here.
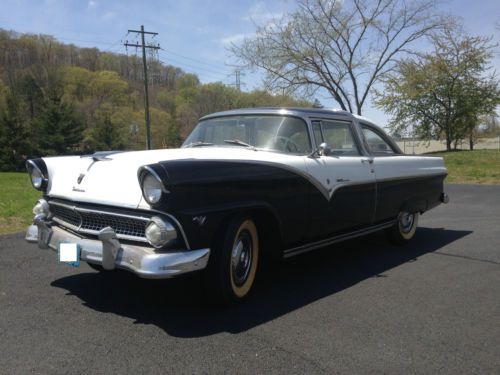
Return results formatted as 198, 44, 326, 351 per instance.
182, 115, 312, 154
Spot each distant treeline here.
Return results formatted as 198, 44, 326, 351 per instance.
0, 29, 311, 171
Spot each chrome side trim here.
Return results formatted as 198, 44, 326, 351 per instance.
283, 220, 395, 258
375, 172, 448, 183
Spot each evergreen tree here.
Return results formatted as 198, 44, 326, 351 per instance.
33, 94, 84, 156
0, 95, 32, 171
88, 115, 126, 152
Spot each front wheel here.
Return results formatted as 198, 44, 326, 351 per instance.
387, 211, 419, 245
207, 216, 259, 303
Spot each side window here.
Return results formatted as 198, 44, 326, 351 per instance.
312, 121, 323, 145
321, 120, 360, 156
362, 126, 396, 155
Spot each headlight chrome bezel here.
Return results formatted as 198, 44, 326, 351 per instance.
138, 166, 169, 206
26, 159, 49, 191
145, 216, 177, 248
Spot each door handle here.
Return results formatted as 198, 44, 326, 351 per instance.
361, 158, 374, 164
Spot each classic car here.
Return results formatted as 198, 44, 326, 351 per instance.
25, 107, 449, 302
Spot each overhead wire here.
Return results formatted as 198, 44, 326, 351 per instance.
158, 49, 230, 78
49, 33, 236, 84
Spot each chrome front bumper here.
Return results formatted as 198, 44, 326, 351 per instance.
25, 222, 210, 279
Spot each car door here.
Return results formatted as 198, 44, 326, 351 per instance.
360, 123, 433, 223
303, 119, 376, 240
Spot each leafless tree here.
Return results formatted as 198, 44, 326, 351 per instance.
231, 0, 449, 115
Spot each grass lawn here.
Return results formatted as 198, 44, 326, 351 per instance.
0, 173, 41, 235
432, 149, 500, 184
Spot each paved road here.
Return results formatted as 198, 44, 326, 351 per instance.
1, 184, 499, 374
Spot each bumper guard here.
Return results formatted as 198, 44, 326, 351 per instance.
25, 221, 210, 279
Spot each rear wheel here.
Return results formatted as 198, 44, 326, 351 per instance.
387, 211, 419, 245
207, 216, 259, 303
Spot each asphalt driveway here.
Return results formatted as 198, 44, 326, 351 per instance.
0, 184, 499, 374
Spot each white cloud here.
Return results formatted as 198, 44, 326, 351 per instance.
88, 0, 97, 8
220, 33, 253, 46
242, 2, 283, 25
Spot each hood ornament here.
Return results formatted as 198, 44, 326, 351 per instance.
77, 154, 113, 185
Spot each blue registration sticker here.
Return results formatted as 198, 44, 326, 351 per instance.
58, 243, 81, 267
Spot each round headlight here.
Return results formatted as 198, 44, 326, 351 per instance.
26, 160, 48, 191
30, 166, 44, 189
142, 173, 163, 204
145, 216, 177, 248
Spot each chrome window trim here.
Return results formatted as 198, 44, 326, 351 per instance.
184, 114, 313, 156
359, 122, 403, 155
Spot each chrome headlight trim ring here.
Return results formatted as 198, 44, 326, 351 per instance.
26, 159, 49, 191
138, 166, 169, 206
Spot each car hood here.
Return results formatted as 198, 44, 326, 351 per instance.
43, 147, 307, 209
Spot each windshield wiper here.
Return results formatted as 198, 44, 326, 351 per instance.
223, 139, 256, 150
185, 141, 214, 148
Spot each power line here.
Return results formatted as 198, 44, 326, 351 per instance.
157, 58, 229, 82
159, 47, 224, 70
125, 26, 160, 150
158, 50, 229, 77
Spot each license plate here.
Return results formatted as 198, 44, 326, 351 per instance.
59, 243, 81, 267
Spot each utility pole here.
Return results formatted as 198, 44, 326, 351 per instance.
125, 26, 160, 150
235, 69, 241, 91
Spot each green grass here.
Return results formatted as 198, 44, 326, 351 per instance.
432, 149, 500, 184
0, 173, 41, 235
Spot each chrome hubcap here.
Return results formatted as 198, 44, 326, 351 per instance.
231, 230, 252, 286
399, 212, 414, 233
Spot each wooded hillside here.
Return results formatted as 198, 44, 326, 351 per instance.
0, 29, 311, 171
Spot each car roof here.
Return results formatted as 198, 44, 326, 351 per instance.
199, 107, 378, 126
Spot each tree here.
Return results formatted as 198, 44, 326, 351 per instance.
230, 0, 446, 115
375, 28, 500, 151
33, 93, 84, 156
86, 115, 126, 152
0, 93, 32, 171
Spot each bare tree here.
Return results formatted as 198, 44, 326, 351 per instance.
231, 0, 448, 115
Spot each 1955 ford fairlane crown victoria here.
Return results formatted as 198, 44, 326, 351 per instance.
25, 107, 448, 302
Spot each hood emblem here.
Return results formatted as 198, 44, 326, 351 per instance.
193, 216, 207, 226
77, 154, 112, 185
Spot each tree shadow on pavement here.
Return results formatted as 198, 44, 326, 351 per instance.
51, 227, 471, 338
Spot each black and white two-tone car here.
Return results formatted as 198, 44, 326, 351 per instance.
25, 107, 449, 302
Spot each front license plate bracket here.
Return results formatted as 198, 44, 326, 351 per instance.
59, 243, 81, 267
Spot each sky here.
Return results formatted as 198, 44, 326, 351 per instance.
1, 0, 499, 127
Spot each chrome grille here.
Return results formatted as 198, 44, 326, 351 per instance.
79, 210, 146, 238
50, 204, 80, 227
49, 201, 150, 242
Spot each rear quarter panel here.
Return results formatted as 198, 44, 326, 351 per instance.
373, 155, 447, 222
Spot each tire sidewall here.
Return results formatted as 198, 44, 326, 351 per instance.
388, 211, 419, 245
397, 212, 419, 240
210, 216, 259, 303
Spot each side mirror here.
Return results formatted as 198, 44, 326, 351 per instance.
318, 142, 332, 156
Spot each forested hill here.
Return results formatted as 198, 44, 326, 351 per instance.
0, 29, 311, 171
